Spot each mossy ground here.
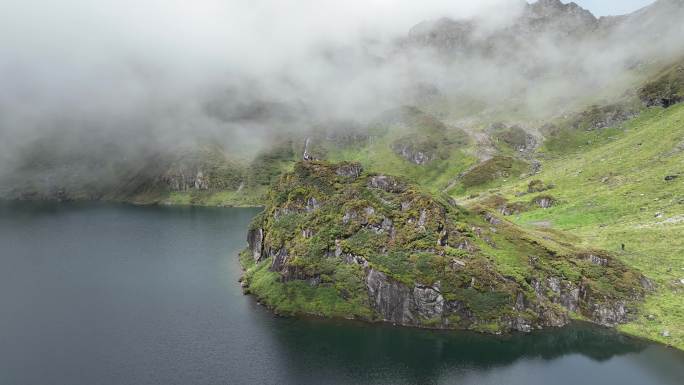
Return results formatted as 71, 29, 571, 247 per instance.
239, 251, 374, 320
457, 104, 684, 349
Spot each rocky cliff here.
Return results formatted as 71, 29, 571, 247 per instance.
406, 0, 599, 55
240, 161, 652, 333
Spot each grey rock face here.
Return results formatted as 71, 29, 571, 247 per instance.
247, 228, 264, 262
586, 253, 609, 266
407, 17, 475, 52
558, 282, 580, 313
588, 301, 628, 327
162, 169, 210, 191
526, 0, 598, 34
515, 292, 526, 311
392, 143, 434, 165
368, 216, 394, 235
417, 209, 428, 228
532, 277, 580, 315
483, 212, 502, 225
640, 276, 656, 291
451, 258, 467, 270
437, 228, 448, 246
413, 283, 445, 319
270, 248, 290, 275
336, 163, 363, 179
346, 257, 450, 326
537, 306, 570, 327
366, 269, 415, 324
572, 104, 639, 131
274, 207, 301, 220
343, 253, 370, 268
531, 274, 635, 327
534, 196, 555, 209
306, 197, 320, 212
302, 137, 314, 161
400, 201, 412, 211
406, 0, 598, 54
508, 317, 533, 333
368, 175, 406, 193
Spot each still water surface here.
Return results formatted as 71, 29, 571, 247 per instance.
0, 202, 682, 385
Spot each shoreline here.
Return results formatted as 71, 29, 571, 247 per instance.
237, 248, 682, 352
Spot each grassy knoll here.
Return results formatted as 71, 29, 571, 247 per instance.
326, 134, 477, 195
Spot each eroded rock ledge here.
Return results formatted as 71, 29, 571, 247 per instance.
240, 161, 651, 334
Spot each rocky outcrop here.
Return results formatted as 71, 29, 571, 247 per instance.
349, 255, 451, 326
412, 283, 445, 319
533, 195, 556, 209
571, 104, 640, 131
489, 123, 538, 152
368, 175, 406, 193
335, 162, 363, 179
302, 137, 315, 161
247, 227, 264, 262
156, 147, 245, 193
391, 142, 436, 165
639, 62, 684, 108
366, 269, 415, 324
241, 161, 650, 334
161, 169, 210, 191
406, 0, 598, 54
532, 277, 580, 315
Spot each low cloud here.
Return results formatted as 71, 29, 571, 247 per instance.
0, 0, 682, 187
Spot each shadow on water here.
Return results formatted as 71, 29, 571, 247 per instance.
261, 314, 651, 382
275, 318, 647, 364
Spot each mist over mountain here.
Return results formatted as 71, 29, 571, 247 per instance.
1, 0, 682, 199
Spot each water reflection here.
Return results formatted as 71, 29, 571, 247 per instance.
260, 314, 658, 385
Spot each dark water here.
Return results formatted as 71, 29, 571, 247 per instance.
0, 203, 682, 385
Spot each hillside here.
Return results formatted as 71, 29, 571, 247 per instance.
456, 103, 684, 348
301, 65, 684, 348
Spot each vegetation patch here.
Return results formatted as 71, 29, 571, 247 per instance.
450, 156, 529, 194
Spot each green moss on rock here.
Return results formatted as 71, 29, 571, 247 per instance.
240, 160, 651, 334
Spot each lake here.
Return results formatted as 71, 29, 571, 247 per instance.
0, 202, 682, 385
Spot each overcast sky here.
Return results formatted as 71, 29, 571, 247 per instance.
572, 0, 655, 16
0, 0, 663, 119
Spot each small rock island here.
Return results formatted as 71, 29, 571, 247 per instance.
240, 161, 652, 333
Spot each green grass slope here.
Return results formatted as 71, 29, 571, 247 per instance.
459, 104, 684, 348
